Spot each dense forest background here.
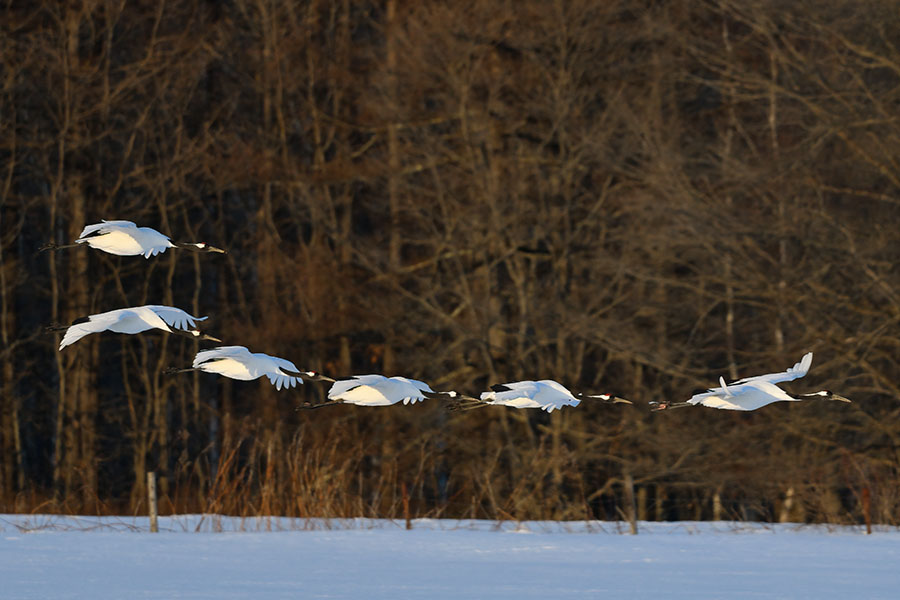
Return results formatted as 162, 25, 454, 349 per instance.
2, 0, 899, 525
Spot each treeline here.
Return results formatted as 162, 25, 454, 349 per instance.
1, 0, 899, 524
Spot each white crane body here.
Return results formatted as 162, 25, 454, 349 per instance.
686, 352, 813, 410
76, 221, 176, 257
690, 380, 798, 411
480, 380, 580, 412
327, 375, 434, 406
652, 352, 849, 411
58, 305, 210, 350
38, 219, 225, 257
191, 346, 303, 390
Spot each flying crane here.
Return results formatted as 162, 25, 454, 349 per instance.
50, 305, 220, 350
453, 379, 631, 412
167, 346, 309, 390
650, 352, 851, 411
296, 373, 462, 409
40, 220, 225, 258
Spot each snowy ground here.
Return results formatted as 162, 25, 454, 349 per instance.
1, 516, 896, 599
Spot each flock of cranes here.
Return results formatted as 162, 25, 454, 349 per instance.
44, 220, 852, 413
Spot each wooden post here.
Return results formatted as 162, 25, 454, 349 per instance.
655, 484, 666, 522
862, 487, 872, 535
779, 486, 795, 523
637, 486, 648, 522
401, 481, 411, 530
624, 473, 638, 535
147, 471, 158, 533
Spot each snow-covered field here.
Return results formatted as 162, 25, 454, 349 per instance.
1, 515, 896, 599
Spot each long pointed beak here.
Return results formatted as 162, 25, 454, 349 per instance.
208, 246, 227, 254
611, 396, 633, 405
831, 394, 852, 403
202, 334, 222, 343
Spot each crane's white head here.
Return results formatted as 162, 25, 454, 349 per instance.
291, 370, 336, 383
195, 242, 226, 254
187, 329, 222, 342
800, 390, 851, 403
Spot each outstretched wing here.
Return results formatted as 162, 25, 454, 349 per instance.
536, 379, 576, 397
192, 346, 249, 368
146, 305, 208, 331
77, 220, 137, 240
480, 380, 539, 402
392, 376, 433, 393
329, 374, 431, 405
59, 309, 128, 350
481, 380, 576, 411
265, 355, 304, 390
389, 376, 433, 405
731, 352, 813, 386
694, 381, 795, 411
328, 374, 385, 399
536, 380, 580, 412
